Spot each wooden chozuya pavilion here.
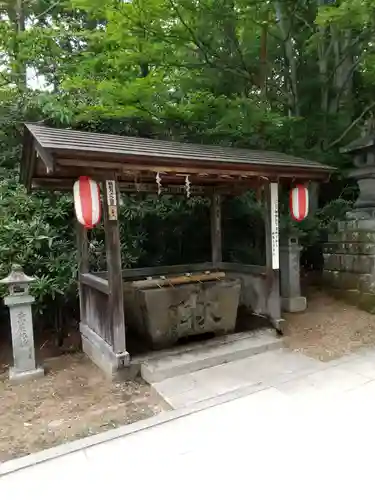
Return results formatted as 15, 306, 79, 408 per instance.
20, 124, 334, 376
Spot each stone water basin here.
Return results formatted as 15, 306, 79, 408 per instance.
123, 273, 241, 349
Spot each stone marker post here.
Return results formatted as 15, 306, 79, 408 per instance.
0, 264, 44, 383
280, 236, 307, 312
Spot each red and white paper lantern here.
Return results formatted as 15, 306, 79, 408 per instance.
290, 184, 309, 222
73, 176, 101, 229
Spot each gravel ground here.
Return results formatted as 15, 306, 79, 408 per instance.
2, 287, 374, 462
0, 354, 169, 462
284, 287, 375, 361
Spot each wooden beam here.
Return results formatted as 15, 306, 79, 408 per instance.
121, 262, 217, 280
77, 225, 89, 273
219, 262, 266, 276
130, 272, 226, 290
55, 156, 332, 180
309, 181, 319, 215
57, 157, 269, 178
80, 273, 110, 295
34, 139, 55, 174
30, 177, 255, 196
32, 178, 73, 190
211, 191, 222, 265
33, 171, 253, 187
76, 222, 89, 322
102, 179, 127, 356
123, 182, 207, 195
25, 148, 37, 194
21, 131, 37, 193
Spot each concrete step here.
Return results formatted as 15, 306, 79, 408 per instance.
141, 328, 283, 383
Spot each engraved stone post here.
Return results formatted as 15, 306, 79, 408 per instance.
280, 236, 306, 312
0, 265, 44, 383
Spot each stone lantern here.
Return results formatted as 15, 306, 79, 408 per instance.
322, 133, 375, 313
341, 134, 375, 221
0, 264, 44, 383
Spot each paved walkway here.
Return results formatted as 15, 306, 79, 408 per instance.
152, 347, 336, 407
2, 348, 375, 498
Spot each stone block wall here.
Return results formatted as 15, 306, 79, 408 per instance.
323, 220, 375, 313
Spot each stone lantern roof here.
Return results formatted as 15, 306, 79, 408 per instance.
0, 264, 35, 286
340, 135, 375, 155
341, 133, 375, 220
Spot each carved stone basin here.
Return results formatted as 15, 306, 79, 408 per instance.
123, 274, 241, 349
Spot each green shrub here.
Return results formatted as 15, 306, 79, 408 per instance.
0, 180, 77, 320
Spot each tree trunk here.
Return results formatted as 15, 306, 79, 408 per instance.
317, 26, 329, 114
330, 29, 354, 115
275, 2, 299, 116
10, 0, 27, 88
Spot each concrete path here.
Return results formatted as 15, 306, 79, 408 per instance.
152, 348, 327, 408
3, 348, 375, 498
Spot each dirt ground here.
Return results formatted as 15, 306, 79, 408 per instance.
0, 323, 83, 375
2, 286, 375, 463
0, 354, 169, 463
284, 287, 375, 361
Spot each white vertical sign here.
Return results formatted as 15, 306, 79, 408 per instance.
106, 180, 118, 220
270, 182, 279, 270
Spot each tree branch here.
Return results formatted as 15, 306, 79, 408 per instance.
167, 0, 256, 84
327, 32, 367, 83
326, 102, 375, 150
167, 0, 212, 66
334, 56, 362, 104
33, 0, 62, 22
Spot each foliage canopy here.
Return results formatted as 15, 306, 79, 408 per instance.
0, 0, 369, 327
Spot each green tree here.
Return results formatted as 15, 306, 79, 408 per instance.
0, 0, 374, 331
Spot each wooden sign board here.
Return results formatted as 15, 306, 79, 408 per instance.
270, 182, 279, 270
106, 180, 118, 220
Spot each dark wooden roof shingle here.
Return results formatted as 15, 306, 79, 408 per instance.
25, 123, 334, 171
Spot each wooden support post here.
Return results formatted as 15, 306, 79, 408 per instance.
211, 191, 222, 266
309, 181, 319, 215
76, 222, 89, 322
103, 179, 128, 356
264, 182, 284, 332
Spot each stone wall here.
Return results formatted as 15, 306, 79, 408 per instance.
323, 220, 375, 313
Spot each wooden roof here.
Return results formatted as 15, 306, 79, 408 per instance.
21, 123, 335, 194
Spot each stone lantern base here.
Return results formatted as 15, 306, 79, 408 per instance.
9, 366, 45, 385
323, 219, 375, 313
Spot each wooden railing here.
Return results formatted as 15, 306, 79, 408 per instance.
96, 262, 267, 281
79, 273, 112, 345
